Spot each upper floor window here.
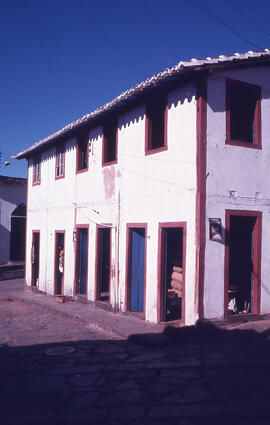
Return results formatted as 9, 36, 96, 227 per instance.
145, 95, 168, 154
102, 119, 118, 166
76, 132, 88, 173
55, 144, 65, 179
32, 155, 41, 185
226, 79, 261, 149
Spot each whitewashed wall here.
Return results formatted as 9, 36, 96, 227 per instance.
26, 82, 198, 324
204, 66, 270, 319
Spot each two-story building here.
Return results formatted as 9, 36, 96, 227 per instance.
14, 49, 270, 325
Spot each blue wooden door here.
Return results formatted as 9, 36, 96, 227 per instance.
79, 229, 88, 294
130, 228, 145, 312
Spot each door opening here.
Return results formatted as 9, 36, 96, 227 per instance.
75, 228, 88, 295
96, 228, 111, 301
31, 231, 40, 286
227, 214, 259, 315
160, 226, 185, 322
127, 227, 146, 313
55, 232, 64, 295
10, 203, 26, 261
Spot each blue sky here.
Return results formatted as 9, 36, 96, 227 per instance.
1, 0, 270, 177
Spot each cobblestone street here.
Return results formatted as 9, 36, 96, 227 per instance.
1, 280, 270, 424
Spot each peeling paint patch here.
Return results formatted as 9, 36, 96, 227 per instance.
103, 167, 116, 199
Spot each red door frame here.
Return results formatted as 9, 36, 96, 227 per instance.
54, 230, 65, 295
125, 223, 147, 315
224, 209, 262, 318
95, 224, 112, 302
31, 230, 40, 287
74, 224, 89, 296
157, 222, 187, 324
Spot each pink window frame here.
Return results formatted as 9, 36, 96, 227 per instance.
145, 97, 168, 155
55, 144, 65, 180
102, 122, 118, 167
226, 78, 261, 150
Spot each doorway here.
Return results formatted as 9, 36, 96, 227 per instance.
225, 211, 262, 316
96, 227, 111, 301
10, 203, 26, 261
126, 226, 146, 313
54, 232, 65, 295
159, 224, 186, 323
31, 231, 40, 287
75, 227, 88, 295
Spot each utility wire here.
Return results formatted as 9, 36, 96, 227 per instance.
186, 0, 262, 50
246, 0, 270, 27
225, 0, 270, 38
73, 0, 143, 76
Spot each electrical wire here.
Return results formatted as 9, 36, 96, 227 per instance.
225, 0, 270, 38
186, 0, 262, 50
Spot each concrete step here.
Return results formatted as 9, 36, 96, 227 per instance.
0, 264, 25, 281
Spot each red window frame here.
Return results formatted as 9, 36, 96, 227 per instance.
226, 78, 261, 149
32, 154, 41, 186
55, 144, 65, 180
102, 120, 118, 166
76, 132, 89, 173
145, 95, 168, 155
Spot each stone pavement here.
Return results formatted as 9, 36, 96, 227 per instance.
1, 279, 270, 424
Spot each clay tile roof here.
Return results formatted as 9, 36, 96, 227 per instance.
13, 49, 270, 159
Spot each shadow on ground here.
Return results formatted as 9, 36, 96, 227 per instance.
1, 321, 270, 425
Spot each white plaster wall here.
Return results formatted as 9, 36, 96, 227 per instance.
205, 66, 270, 318
0, 182, 26, 264
26, 82, 198, 324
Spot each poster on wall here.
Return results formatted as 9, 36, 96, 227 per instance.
209, 218, 222, 241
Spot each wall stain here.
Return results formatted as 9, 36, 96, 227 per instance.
103, 167, 116, 199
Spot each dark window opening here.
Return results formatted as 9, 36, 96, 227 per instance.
146, 95, 167, 152
162, 227, 184, 322
103, 120, 117, 165
33, 155, 41, 185
77, 133, 88, 171
227, 79, 261, 146
228, 216, 256, 315
56, 144, 65, 178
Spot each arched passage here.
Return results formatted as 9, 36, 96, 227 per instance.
10, 203, 26, 261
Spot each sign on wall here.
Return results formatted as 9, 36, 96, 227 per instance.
209, 218, 222, 241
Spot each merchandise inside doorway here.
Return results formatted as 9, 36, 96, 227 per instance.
96, 228, 111, 301
160, 226, 185, 322
228, 215, 257, 315
75, 228, 88, 295
55, 232, 64, 295
31, 231, 40, 287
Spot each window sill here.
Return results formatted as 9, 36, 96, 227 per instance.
76, 167, 88, 175
55, 174, 65, 180
145, 145, 168, 156
102, 160, 117, 167
32, 181, 41, 186
225, 139, 261, 150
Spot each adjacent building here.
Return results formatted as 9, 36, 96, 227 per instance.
14, 49, 270, 325
0, 176, 26, 265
